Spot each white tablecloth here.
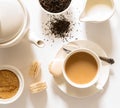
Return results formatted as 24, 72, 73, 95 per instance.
0, 0, 120, 108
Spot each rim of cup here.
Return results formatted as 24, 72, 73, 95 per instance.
0, 65, 24, 104
38, 0, 72, 15
63, 48, 101, 89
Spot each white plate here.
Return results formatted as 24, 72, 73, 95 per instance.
53, 40, 110, 98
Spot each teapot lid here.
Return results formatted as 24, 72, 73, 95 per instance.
0, 0, 25, 43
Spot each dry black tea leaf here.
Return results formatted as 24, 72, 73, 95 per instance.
50, 16, 70, 38
39, 0, 71, 13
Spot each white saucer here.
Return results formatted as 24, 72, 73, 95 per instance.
53, 40, 110, 98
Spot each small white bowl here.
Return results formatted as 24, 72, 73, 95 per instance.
0, 65, 24, 104
38, 0, 72, 15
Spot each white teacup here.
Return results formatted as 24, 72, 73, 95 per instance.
62, 48, 102, 89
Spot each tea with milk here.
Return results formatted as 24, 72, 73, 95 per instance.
65, 52, 98, 84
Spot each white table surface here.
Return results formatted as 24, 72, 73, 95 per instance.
0, 0, 120, 108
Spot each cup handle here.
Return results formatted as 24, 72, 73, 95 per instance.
96, 83, 103, 90
28, 32, 45, 48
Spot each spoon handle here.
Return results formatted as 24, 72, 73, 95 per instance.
99, 56, 115, 64
62, 47, 115, 65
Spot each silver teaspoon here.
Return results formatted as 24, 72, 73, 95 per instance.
62, 47, 115, 65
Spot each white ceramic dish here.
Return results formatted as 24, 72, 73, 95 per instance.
0, 65, 24, 104
52, 40, 110, 98
38, 0, 72, 15
79, 0, 115, 22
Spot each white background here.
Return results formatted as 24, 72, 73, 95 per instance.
0, 0, 120, 108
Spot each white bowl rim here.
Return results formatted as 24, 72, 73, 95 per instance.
38, 0, 73, 15
0, 65, 24, 104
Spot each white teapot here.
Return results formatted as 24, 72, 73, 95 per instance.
0, 0, 44, 48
